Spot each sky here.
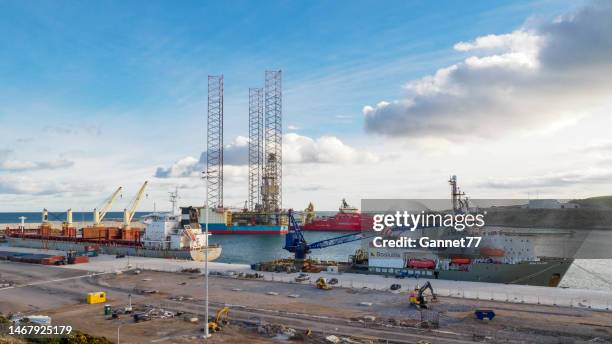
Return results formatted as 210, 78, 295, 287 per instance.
1, 0, 611, 212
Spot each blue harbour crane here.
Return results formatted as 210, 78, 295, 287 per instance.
283, 209, 379, 260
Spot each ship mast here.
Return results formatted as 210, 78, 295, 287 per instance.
449, 175, 468, 214
169, 187, 179, 215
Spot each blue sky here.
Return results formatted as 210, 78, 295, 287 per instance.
1, 0, 577, 137
2, 0, 611, 211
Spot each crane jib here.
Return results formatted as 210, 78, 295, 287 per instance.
284, 210, 378, 258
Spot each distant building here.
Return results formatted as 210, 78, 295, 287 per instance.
524, 199, 579, 209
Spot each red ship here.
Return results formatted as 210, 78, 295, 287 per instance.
301, 199, 372, 232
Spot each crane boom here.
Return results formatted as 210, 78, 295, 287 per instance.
284, 209, 378, 260
123, 181, 148, 226
94, 187, 123, 226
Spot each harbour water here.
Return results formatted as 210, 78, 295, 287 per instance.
2, 212, 611, 291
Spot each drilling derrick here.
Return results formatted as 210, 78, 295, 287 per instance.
207, 75, 224, 208
262, 70, 282, 213
248, 88, 264, 211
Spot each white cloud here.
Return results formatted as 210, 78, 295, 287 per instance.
482, 168, 612, 189
0, 158, 74, 172
287, 125, 300, 131
0, 148, 74, 172
284, 133, 378, 164
0, 175, 90, 196
454, 31, 542, 57
155, 156, 201, 178
155, 134, 378, 179
155, 136, 250, 178
364, 2, 612, 141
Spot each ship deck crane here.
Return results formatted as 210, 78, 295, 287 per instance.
284, 209, 380, 260
123, 181, 148, 228
93, 187, 123, 227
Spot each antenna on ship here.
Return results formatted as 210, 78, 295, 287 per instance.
449, 175, 469, 214
169, 187, 179, 215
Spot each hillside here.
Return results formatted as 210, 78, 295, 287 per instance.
570, 196, 612, 209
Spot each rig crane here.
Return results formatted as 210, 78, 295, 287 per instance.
123, 181, 148, 228
93, 187, 123, 227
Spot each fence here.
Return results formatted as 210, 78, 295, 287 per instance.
63, 258, 612, 312
259, 271, 612, 311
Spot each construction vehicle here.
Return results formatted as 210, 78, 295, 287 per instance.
208, 307, 229, 332
93, 187, 123, 227
474, 309, 496, 320
351, 248, 368, 265
295, 273, 310, 282
315, 277, 332, 290
409, 281, 437, 309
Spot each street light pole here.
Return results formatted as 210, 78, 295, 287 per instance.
202, 171, 211, 339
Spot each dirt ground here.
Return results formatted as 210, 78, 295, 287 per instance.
1, 263, 612, 343
47, 304, 274, 344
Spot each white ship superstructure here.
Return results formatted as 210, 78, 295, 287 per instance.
142, 213, 209, 251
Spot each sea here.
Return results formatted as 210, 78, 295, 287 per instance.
1, 212, 611, 291
0, 211, 150, 224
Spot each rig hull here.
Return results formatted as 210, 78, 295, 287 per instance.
203, 223, 288, 235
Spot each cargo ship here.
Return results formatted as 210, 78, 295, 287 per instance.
362, 230, 573, 286
200, 207, 288, 234
301, 199, 372, 232
358, 176, 573, 287
4, 206, 221, 262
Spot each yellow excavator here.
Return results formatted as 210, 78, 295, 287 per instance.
315, 277, 332, 290
409, 281, 437, 309
208, 307, 229, 332
351, 248, 368, 265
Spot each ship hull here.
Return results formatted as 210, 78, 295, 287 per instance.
202, 223, 288, 235
366, 258, 573, 287
6, 237, 221, 262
